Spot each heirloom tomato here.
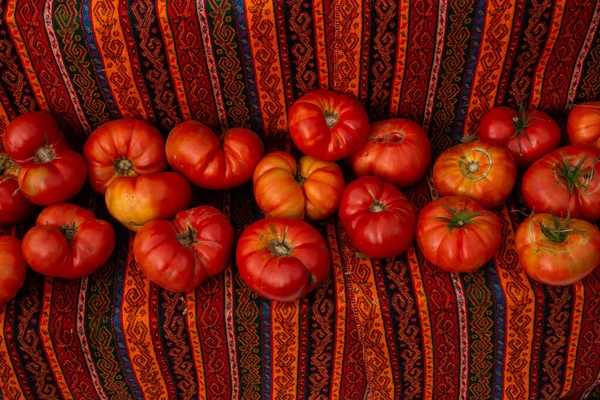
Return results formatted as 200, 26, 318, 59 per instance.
105, 172, 192, 231
479, 106, 561, 168
515, 213, 600, 286
433, 140, 517, 209
567, 101, 600, 148
288, 89, 370, 161
133, 206, 234, 292
166, 121, 265, 190
416, 196, 501, 272
21, 204, 115, 279
252, 151, 344, 221
0, 154, 36, 226
522, 144, 600, 221
2, 112, 87, 205
236, 217, 330, 302
348, 118, 431, 188
0, 236, 27, 305
338, 176, 417, 258
83, 118, 168, 194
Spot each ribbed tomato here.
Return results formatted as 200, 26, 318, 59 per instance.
567, 101, 600, 149
166, 120, 265, 190
0, 236, 28, 305
133, 206, 234, 292
0, 154, 36, 226
252, 151, 345, 221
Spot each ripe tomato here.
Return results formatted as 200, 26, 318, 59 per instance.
348, 118, 431, 188
0, 154, 36, 226
21, 204, 115, 279
338, 176, 417, 258
567, 101, 600, 149
166, 121, 265, 190
416, 196, 501, 272
515, 213, 600, 285
133, 206, 234, 292
83, 118, 168, 194
105, 172, 192, 231
252, 151, 345, 221
3, 112, 87, 205
522, 144, 600, 221
433, 140, 517, 209
236, 217, 330, 302
479, 106, 561, 168
0, 236, 28, 305
288, 89, 370, 161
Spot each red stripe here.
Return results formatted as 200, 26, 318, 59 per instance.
149, 286, 177, 400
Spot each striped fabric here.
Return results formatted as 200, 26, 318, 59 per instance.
0, 0, 600, 399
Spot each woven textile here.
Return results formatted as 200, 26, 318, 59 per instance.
1, 0, 600, 399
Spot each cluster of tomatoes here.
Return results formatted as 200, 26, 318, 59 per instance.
1, 90, 599, 305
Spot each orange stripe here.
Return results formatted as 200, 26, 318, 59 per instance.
560, 281, 585, 397
332, 0, 362, 97
185, 291, 207, 399
0, 305, 24, 399
0, 102, 9, 132
271, 302, 300, 399
312, 0, 329, 89
530, 0, 567, 107
390, 0, 410, 116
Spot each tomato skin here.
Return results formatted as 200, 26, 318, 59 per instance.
0, 236, 28, 305
433, 140, 517, 209
21, 204, 116, 279
252, 151, 345, 221
349, 118, 431, 188
236, 217, 330, 302
0, 155, 36, 226
416, 196, 502, 272
83, 118, 168, 194
166, 121, 265, 190
479, 106, 561, 168
288, 89, 370, 161
133, 206, 234, 292
515, 213, 600, 286
105, 172, 192, 231
338, 176, 417, 258
567, 101, 600, 148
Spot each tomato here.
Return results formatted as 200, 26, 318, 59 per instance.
133, 206, 234, 292
416, 196, 502, 272
3, 112, 87, 205
236, 217, 330, 302
0, 154, 36, 226
433, 140, 517, 209
567, 101, 600, 149
166, 121, 265, 190
21, 204, 115, 279
83, 118, 168, 194
288, 89, 370, 161
479, 106, 561, 168
105, 172, 192, 231
252, 151, 345, 221
515, 213, 600, 285
0, 236, 28, 305
338, 176, 417, 258
348, 118, 431, 188
522, 144, 600, 221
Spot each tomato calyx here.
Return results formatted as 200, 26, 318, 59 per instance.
295, 163, 306, 186
176, 225, 198, 248
60, 222, 78, 242
437, 205, 484, 230
370, 200, 387, 213
34, 145, 56, 164
537, 211, 580, 243
323, 110, 339, 128
510, 105, 534, 156
557, 153, 593, 194
114, 157, 134, 176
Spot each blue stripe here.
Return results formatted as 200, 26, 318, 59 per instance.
487, 260, 506, 400
261, 298, 272, 400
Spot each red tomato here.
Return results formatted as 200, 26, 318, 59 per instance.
105, 172, 192, 231
433, 140, 517, 209
133, 206, 234, 292
567, 101, 600, 149
83, 118, 168, 194
338, 176, 417, 258
522, 144, 600, 221
288, 89, 370, 161
479, 106, 561, 168
166, 121, 265, 190
0, 154, 36, 226
0, 236, 28, 305
348, 118, 431, 188
416, 196, 502, 272
515, 213, 600, 285
3, 112, 87, 205
252, 151, 345, 221
236, 217, 330, 302
22, 204, 116, 279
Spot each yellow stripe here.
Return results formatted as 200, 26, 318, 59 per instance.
312, 0, 329, 89
560, 281, 585, 397
331, 0, 362, 97
271, 302, 300, 399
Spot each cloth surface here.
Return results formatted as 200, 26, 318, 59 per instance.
1, 0, 600, 399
